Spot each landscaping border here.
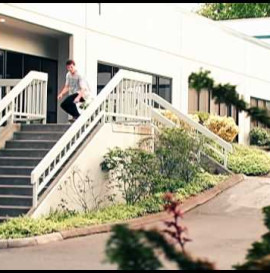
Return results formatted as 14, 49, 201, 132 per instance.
0, 174, 245, 249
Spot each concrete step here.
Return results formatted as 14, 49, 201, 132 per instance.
0, 175, 31, 185
13, 131, 64, 141
0, 166, 34, 176
0, 149, 50, 158
0, 157, 42, 166
20, 124, 70, 132
5, 140, 57, 149
0, 205, 31, 217
0, 195, 32, 206
0, 185, 33, 196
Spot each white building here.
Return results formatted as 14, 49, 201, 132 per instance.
1, 3, 270, 144
2, 3, 270, 218
220, 17, 270, 45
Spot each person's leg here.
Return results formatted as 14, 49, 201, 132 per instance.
60, 93, 81, 118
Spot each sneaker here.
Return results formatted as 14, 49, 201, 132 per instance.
68, 116, 79, 123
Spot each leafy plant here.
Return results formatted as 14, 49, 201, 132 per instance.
101, 147, 160, 205
234, 206, 270, 270
212, 83, 246, 111
105, 193, 215, 270
198, 3, 270, 20
204, 115, 239, 142
250, 127, 270, 146
155, 128, 203, 183
58, 167, 107, 213
228, 144, 270, 175
188, 68, 270, 128
194, 111, 210, 124
188, 68, 214, 94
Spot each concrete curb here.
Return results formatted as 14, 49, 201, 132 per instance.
0, 174, 245, 249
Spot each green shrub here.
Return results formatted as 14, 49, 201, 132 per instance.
249, 127, 270, 146
155, 128, 202, 183
228, 144, 270, 175
176, 172, 227, 200
204, 115, 239, 142
194, 111, 210, 124
0, 217, 59, 239
0, 172, 227, 239
101, 147, 160, 205
234, 206, 270, 270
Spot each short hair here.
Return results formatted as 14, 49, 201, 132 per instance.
66, 59, 75, 66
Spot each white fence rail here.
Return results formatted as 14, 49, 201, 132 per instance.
0, 79, 20, 100
0, 71, 48, 126
151, 93, 233, 167
31, 69, 152, 207
29, 68, 232, 208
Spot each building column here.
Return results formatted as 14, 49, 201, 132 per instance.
238, 93, 250, 145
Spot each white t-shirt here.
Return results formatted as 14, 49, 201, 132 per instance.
65, 70, 92, 100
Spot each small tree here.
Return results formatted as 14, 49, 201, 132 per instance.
155, 128, 203, 183
105, 193, 215, 270
101, 147, 159, 205
197, 3, 270, 20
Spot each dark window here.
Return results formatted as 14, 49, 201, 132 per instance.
0, 50, 4, 79
97, 62, 172, 103
6, 51, 23, 79
158, 77, 172, 103
97, 63, 113, 94
1, 49, 58, 123
23, 54, 41, 76
41, 59, 58, 123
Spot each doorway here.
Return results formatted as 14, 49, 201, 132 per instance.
0, 49, 58, 123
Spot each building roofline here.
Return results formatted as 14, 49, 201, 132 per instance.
169, 4, 270, 51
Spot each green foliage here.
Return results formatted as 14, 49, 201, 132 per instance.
176, 172, 227, 200
101, 147, 159, 205
197, 3, 270, 20
194, 111, 210, 124
234, 206, 270, 270
250, 127, 270, 146
0, 217, 59, 239
188, 68, 214, 93
106, 195, 215, 270
0, 172, 227, 239
204, 115, 239, 143
248, 107, 270, 128
212, 83, 246, 111
105, 224, 162, 270
155, 128, 202, 183
228, 144, 270, 176
189, 68, 270, 128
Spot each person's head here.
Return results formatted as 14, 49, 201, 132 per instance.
66, 59, 76, 74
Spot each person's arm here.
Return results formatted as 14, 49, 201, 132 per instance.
57, 85, 69, 100
73, 75, 87, 103
73, 89, 84, 103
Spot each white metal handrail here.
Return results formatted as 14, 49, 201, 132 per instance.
0, 71, 48, 126
0, 79, 20, 100
31, 69, 152, 207
151, 93, 233, 167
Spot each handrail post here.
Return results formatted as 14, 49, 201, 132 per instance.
32, 181, 38, 208
42, 80, 47, 124
224, 149, 228, 168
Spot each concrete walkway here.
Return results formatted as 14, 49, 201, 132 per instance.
0, 176, 269, 270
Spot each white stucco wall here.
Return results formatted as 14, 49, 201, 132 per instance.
1, 3, 270, 143
31, 123, 152, 218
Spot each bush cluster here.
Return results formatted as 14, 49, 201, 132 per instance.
249, 127, 270, 147
204, 115, 239, 143
228, 144, 270, 176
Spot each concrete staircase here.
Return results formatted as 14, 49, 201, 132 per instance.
0, 124, 70, 222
